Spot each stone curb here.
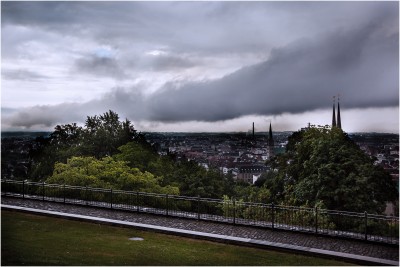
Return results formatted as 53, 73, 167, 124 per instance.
2, 204, 398, 266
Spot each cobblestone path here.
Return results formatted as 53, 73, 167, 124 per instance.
2, 197, 398, 261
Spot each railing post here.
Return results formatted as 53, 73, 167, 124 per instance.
42, 182, 45, 201
233, 198, 236, 225
63, 184, 66, 204
197, 196, 200, 220
22, 180, 25, 199
110, 188, 113, 209
166, 194, 169, 216
271, 203, 275, 230
315, 206, 318, 234
137, 192, 140, 212
85, 186, 88, 206
364, 211, 368, 241
4, 180, 7, 196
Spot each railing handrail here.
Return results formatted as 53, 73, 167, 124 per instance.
2, 178, 399, 245
1, 179, 397, 219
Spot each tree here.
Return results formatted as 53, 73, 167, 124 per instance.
29, 110, 140, 180
115, 142, 232, 198
115, 142, 159, 173
81, 110, 138, 158
47, 156, 179, 194
268, 126, 397, 213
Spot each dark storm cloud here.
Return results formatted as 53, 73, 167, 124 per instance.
2, 87, 146, 129
2, 103, 84, 129
145, 18, 398, 122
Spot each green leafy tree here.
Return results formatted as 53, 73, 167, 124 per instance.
115, 142, 159, 173
47, 156, 179, 194
115, 142, 231, 198
82, 110, 139, 158
30, 110, 139, 181
268, 126, 397, 213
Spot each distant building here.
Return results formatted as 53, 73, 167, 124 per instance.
236, 165, 269, 184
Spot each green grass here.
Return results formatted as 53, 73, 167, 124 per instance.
1, 210, 354, 266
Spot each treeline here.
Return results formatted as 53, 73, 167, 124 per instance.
28, 110, 236, 198
7, 110, 398, 214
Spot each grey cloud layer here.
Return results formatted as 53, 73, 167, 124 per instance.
1, 1, 398, 130
2, 69, 50, 81
144, 19, 398, 122
75, 55, 127, 79
4, 15, 398, 128
3, 1, 393, 55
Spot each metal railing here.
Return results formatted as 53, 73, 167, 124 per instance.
1, 179, 398, 244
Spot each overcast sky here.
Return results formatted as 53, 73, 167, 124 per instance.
1, 1, 399, 133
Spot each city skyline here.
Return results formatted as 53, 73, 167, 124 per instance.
1, 1, 399, 133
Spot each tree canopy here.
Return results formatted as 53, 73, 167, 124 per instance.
114, 142, 234, 198
265, 126, 397, 213
30, 110, 141, 180
29, 110, 231, 198
47, 156, 179, 194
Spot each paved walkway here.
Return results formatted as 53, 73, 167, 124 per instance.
2, 197, 399, 265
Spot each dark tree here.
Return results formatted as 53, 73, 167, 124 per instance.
29, 110, 139, 180
267, 126, 397, 213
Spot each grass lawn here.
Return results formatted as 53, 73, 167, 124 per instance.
1, 210, 354, 266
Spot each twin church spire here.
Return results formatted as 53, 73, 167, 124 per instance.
332, 95, 342, 129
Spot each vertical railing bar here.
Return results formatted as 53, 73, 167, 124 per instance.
22, 180, 25, 199
263, 204, 266, 227
137, 192, 140, 212
197, 196, 200, 220
166, 194, 169, 216
315, 206, 318, 234
272, 203, 275, 230
233, 198, 236, 225
42, 181, 45, 201
110, 188, 113, 209
85, 186, 88, 206
63, 184, 66, 204
365, 211, 368, 241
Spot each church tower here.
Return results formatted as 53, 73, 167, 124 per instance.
331, 95, 342, 129
337, 96, 342, 129
267, 122, 274, 158
332, 96, 336, 128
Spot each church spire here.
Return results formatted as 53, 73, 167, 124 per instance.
267, 121, 274, 158
268, 122, 274, 146
332, 96, 336, 128
337, 95, 342, 129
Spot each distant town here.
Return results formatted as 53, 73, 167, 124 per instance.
2, 129, 398, 187
144, 130, 399, 185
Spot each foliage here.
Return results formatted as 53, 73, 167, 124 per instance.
29, 110, 140, 180
46, 156, 179, 194
115, 142, 234, 198
28, 110, 232, 198
267, 126, 398, 213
